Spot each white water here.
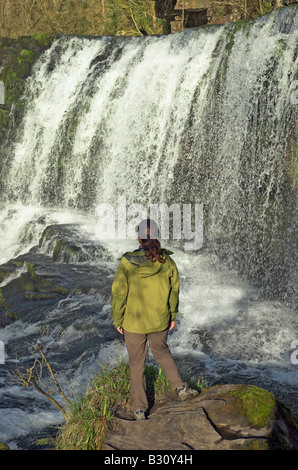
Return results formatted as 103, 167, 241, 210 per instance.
0, 205, 297, 449
4, 9, 297, 211
0, 6, 297, 449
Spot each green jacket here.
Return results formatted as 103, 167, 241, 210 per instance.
111, 249, 180, 334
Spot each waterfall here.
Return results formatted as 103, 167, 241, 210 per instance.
2, 6, 297, 300
0, 6, 297, 448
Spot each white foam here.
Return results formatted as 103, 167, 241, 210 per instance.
0, 408, 63, 448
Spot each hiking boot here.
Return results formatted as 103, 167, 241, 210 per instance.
176, 385, 199, 401
134, 409, 146, 420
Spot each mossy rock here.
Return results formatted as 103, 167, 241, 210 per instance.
0, 35, 57, 141
39, 224, 110, 263
226, 384, 277, 429
0, 442, 10, 450
197, 384, 298, 449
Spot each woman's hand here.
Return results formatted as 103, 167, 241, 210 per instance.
117, 326, 124, 334
168, 321, 175, 331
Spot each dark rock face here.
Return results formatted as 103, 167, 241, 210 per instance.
102, 384, 298, 450
0, 35, 56, 142
0, 224, 113, 326
39, 224, 112, 264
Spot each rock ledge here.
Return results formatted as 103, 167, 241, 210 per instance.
102, 384, 298, 451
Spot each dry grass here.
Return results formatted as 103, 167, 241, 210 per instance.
0, 1, 286, 39
0, 0, 165, 38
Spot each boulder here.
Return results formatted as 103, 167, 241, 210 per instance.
102, 384, 298, 450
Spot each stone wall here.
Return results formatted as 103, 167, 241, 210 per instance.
151, 0, 298, 32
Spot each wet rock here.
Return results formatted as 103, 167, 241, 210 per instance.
0, 224, 114, 325
39, 224, 111, 264
0, 249, 113, 323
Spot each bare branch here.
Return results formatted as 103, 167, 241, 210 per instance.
30, 375, 69, 421
35, 344, 72, 406
9, 343, 72, 422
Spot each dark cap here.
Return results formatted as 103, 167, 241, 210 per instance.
137, 219, 159, 240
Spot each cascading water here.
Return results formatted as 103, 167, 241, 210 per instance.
0, 6, 297, 449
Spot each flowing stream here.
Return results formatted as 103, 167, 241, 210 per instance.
0, 6, 297, 449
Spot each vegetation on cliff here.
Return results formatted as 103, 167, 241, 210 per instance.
208, 0, 293, 22
0, 0, 292, 39
0, 35, 56, 143
0, 0, 165, 38
9, 347, 292, 451
0, 2, 295, 145
0, 2, 162, 142
38, 360, 298, 450
57, 361, 202, 450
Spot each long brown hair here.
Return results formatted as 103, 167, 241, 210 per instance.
137, 219, 166, 264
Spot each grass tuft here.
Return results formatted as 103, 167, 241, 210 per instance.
56, 361, 204, 450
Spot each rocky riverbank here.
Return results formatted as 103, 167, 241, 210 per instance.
1, 382, 297, 451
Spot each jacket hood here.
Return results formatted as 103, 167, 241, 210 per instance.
120, 249, 173, 278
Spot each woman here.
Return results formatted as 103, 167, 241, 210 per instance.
111, 218, 198, 420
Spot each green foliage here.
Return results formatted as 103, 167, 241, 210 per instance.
0, 442, 10, 450
286, 141, 298, 188
104, 0, 165, 36
264, 1, 275, 14
57, 360, 203, 450
32, 33, 55, 47
19, 49, 34, 60
145, 364, 176, 400
57, 361, 131, 450
27, 263, 37, 281
241, 439, 271, 450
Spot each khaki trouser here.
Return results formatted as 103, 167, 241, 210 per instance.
124, 329, 186, 412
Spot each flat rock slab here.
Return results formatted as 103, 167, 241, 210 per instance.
102, 384, 298, 451
103, 406, 244, 450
